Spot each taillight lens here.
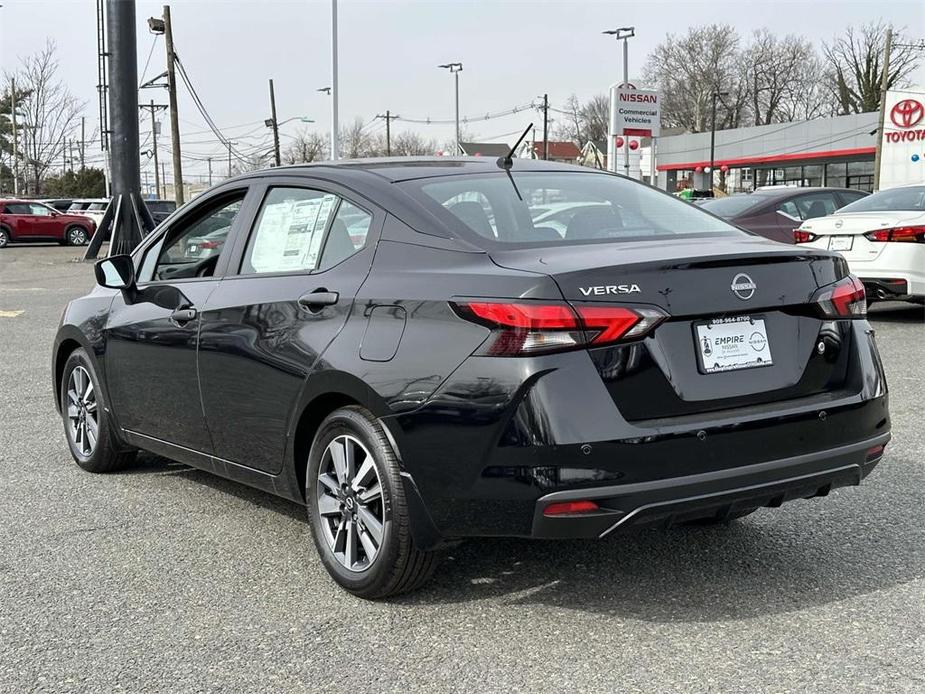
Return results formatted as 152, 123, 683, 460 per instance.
793, 229, 817, 243
813, 275, 866, 318
451, 301, 667, 356
864, 225, 925, 243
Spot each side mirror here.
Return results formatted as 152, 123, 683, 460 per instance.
95, 254, 136, 290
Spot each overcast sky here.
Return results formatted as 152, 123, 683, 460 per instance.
2, 0, 923, 180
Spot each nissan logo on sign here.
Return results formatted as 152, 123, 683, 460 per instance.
890, 99, 924, 129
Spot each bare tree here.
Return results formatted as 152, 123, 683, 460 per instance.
823, 22, 920, 114
745, 30, 825, 125
6, 41, 84, 194
554, 93, 608, 144
340, 117, 379, 158
644, 25, 744, 132
390, 131, 438, 156
283, 130, 328, 163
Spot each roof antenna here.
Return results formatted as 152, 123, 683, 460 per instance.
496, 122, 533, 171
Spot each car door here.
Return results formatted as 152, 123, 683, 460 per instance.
27, 202, 60, 238
1, 202, 33, 238
197, 178, 380, 474
103, 185, 257, 461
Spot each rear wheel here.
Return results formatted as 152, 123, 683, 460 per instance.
306, 406, 438, 598
0, 227, 9, 248
66, 226, 88, 246
60, 348, 136, 473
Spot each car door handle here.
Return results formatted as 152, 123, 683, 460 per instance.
170, 307, 197, 324
298, 291, 339, 311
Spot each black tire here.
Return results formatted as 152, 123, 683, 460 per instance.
0, 227, 9, 248
306, 406, 438, 599
684, 508, 758, 526
66, 226, 88, 246
60, 348, 136, 473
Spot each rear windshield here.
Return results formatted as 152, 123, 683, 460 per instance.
838, 185, 925, 213
698, 194, 767, 218
400, 171, 742, 247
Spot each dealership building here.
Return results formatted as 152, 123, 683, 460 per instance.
652, 87, 925, 194
654, 112, 879, 193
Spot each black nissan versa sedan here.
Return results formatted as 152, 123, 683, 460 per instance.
53, 157, 890, 598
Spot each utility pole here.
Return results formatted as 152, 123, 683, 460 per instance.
872, 27, 892, 192
161, 161, 167, 199
227, 141, 234, 177
63, 139, 68, 173
376, 111, 398, 155
207, 157, 212, 186
268, 78, 281, 166
80, 116, 86, 169
11, 77, 18, 195
330, 0, 339, 160
163, 5, 184, 204
140, 100, 166, 199
542, 94, 549, 160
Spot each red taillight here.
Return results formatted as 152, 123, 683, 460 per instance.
543, 500, 600, 516
813, 275, 866, 318
793, 229, 817, 243
451, 301, 667, 356
864, 225, 925, 243
199, 240, 221, 249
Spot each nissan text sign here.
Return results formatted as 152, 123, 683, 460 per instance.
879, 87, 925, 190
610, 87, 661, 138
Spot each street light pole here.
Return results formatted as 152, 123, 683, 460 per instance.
330, 0, 339, 160
268, 78, 281, 166
709, 90, 729, 192
439, 62, 463, 154
11, 76, 18, 195
603, 27, 634, 177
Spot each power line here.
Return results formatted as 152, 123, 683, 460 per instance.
390, 102, 536, 125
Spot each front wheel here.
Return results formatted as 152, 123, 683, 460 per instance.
60, 348, 136, 472
306, 406, 438, 598
66, 226, 88, 246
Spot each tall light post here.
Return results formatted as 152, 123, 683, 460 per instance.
438, 62, 463, 155
709, 90, 729, 191
317, 86, 333, 159
330, 0, 339, 160
603, 27, 634, 177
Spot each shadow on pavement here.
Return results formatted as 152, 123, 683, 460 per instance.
121, 449, 924, 622
866, 301, 924, 323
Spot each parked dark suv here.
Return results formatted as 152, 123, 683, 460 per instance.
0, 199, 96, 247
699, 187, 867, 243
53, 159, 890, 598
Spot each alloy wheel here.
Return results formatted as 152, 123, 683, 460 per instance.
315, 434, 385, 572
69, 228, 87, 245
66, 366, 98, 456
0, 230, 8, 247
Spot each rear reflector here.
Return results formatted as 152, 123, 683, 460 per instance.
452, 300, 667, 356
864, 225, 925, 243
812, 275, 866, 319
543, 500, 600, 516
865, 444, 886, 462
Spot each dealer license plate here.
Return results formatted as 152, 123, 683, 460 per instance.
829, 236, 853, 251
695, 315, 773, 374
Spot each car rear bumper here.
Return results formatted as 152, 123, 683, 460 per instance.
530, 432, 889, 539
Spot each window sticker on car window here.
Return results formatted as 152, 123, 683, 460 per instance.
249, 193, 338, 273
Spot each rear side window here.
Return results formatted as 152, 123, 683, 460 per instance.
402, 172, 740, 247
4, 203, 32, 214
318, 201, 372, 271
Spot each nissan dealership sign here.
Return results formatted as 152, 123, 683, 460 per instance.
610, 86, 661, 138
878, 87, 925, 190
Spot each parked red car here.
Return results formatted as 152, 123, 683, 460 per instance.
0, 199, 97, 248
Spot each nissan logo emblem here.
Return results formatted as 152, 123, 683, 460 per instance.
731, 273, 757, 300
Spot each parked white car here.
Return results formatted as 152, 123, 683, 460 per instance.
796, 184, 925, 304
67, 199, 110, 225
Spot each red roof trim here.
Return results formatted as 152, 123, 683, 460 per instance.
656, 146, 876, 171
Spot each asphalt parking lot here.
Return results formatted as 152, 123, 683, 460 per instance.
1, 243, 923, 693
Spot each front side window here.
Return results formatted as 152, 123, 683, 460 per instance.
146, 194, 245, 281
29, 203, 53, 216
401, 172, 741, 247
794, 193, 838, 220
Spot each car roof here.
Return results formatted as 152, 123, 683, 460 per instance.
237, 156, 592, 184
748, 187, 861, 199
